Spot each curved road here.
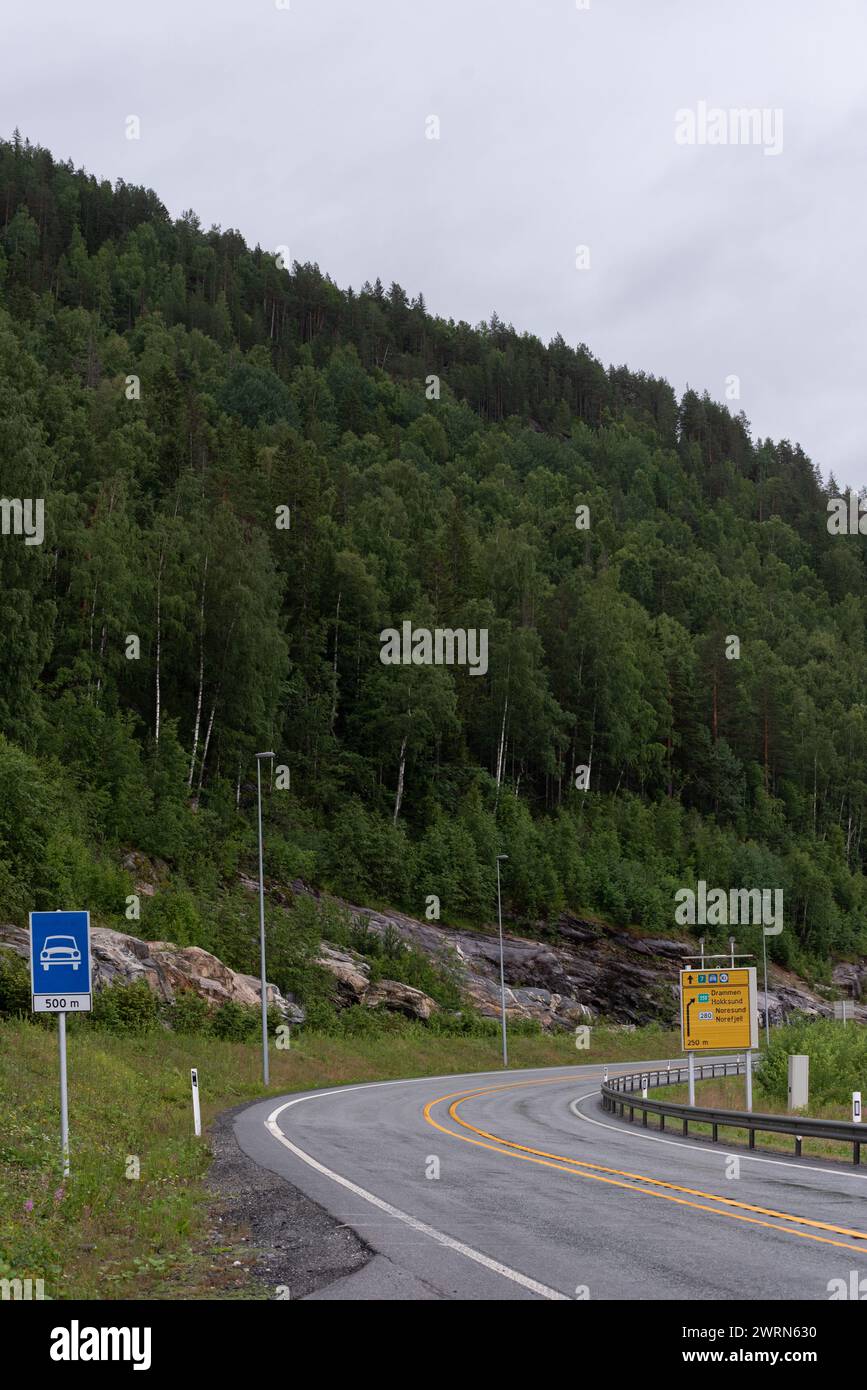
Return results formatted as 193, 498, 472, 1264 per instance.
233, 1061, 867, 1300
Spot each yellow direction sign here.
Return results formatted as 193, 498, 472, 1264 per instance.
680, 966, 758, 1051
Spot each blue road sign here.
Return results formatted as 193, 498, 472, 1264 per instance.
30, 911, 92, 1013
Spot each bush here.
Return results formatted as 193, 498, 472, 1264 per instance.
142, 887, 205, 947
756, 1016, 867, 1108
211, 1000, 259, 1042
0, 948, 30, 1017
335, 1004, 398, 1037
90, 980, 161, 1035
168, 990, 211, 1035
265, 834, 317, 885
299, 996, 339, 1032
367, 943, 463, 1010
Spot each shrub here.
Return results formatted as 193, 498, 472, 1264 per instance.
0, 948, 30, 1018
90, 980, 161, 1035
211, 1000, 259, 1042
168, 990, 211, 1035
300, 997, 339, 1033
756, 1016, 867, 1108
142, 887, 205, 947
265, 835, 317, 885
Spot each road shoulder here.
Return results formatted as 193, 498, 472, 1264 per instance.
207, 1100, 373, 1300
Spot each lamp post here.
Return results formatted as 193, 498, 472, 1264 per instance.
762, 926, 771, 1049
256, 751, 275, 1086
496, 854, 509, 1069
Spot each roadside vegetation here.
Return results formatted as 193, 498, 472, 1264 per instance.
0, 1015, 680, 1300
647, 1019, 867, 1163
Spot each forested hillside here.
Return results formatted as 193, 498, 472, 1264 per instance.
1, 130, 865, 993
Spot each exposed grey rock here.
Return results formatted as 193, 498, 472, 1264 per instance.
284, 882, 867, 1034
362, 979, 437, 1020
831, 961, 867, 1000
0, 923, 304, 1024
315, 945, 370, 1001
314, 943, 437, 1019
758, 984, 867, 1028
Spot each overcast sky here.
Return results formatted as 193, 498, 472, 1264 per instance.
4, 0, 866, 487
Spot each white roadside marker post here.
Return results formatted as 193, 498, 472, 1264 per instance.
191, 1068, 202, 1137
853, 1091, 862, 1124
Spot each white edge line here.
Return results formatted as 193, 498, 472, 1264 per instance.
264, 1085, 570, 1301
570, 1090, 867, 1183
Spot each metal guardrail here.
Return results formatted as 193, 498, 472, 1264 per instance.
601, 1059, 865, 1166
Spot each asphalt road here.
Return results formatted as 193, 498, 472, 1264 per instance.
232, 1061, 867, 1300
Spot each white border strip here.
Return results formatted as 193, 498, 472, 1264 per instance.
570, 1090, 867, 1182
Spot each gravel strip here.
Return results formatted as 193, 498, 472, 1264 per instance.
207, 1101, 372, 1300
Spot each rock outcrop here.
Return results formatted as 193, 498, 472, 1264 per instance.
314, 944, 438, 1020
0, 924, 304, 1023
7, 878, 865, 1036
290, 880, 867, 1033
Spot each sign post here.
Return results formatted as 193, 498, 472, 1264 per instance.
29, 911, 92, 1176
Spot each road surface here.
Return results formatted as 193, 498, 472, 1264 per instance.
232, 1061, 867, 1300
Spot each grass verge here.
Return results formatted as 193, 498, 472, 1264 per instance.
0, 1018, 680, 1300
646, 1075, 861, 1165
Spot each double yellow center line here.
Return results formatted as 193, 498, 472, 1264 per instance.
423, 1076, 867, 1255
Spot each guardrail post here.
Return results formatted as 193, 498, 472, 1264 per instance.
712, 1122, 718, 1142
854, 1142, 861, 1167
749, 1127, 756, 1150
795, 1136, 802, 1158
642, 1108, 648, 1127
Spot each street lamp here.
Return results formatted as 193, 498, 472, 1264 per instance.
496, 854, 509, 1069
256, 751, 275, 1086
762, 926, 771, 1049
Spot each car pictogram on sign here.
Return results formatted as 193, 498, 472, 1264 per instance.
39, 935, 82, 971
